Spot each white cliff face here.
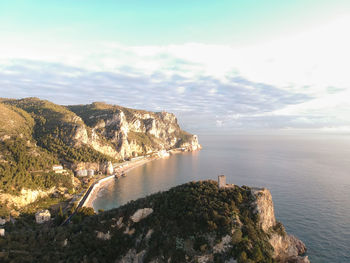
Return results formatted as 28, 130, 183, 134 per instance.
0, 187, 56, 209
71, 106, 201, 160
251, 188, 309, 263
251, 188, 276, 232
73, 125, 88, 145
180, 134, 202, 151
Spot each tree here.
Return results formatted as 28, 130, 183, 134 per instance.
238, 251, 248, 263
252, 246, 264, 262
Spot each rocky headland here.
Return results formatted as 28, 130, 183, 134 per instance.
1, 180, 308, 263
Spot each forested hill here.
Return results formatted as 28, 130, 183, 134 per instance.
0, 181, 308, 263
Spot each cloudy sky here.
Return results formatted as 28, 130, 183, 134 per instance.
1, 0, 350, 133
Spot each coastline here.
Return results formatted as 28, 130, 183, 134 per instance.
82, 146, 202, 211
83, 156, 158, 209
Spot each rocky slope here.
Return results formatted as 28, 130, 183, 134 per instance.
68, 102, 200, 160
1, 98, 200, 164
0, 180, 308, 263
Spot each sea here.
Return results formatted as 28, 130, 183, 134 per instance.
93, 134, 350, 263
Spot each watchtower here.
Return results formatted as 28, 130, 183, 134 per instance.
218, 175, 226, 188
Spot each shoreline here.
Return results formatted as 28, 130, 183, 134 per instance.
83, 156, 158, 209
81, 147, 201, 211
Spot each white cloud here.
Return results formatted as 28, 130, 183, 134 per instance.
176, 86, 186, 94
1, 16, 350, 131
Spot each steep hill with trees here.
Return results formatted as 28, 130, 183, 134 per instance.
0, 181, 308, 263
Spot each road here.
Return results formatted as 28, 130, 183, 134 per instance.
61, 180, 97, 226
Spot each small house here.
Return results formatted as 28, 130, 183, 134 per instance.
87, 169, 95, 176
35, 210, 51, 224
76, 169, 88, 177
52, 165, 66, 174
52, 165, 63, 171
0, 228, 4, 237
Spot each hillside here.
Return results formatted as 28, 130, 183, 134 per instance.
2, 98, 113, 164
0, 102, 73, 200
0, 181, 308, 263
0, 97, 200, 215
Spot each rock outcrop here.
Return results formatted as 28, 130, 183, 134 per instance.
130, 208, 153, 223
0, 188, 56, 209
251, 188, 309, 263
96, 231, 111, 240
251, 188, 276, 232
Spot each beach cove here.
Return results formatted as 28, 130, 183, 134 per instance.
81, 148, 198, 210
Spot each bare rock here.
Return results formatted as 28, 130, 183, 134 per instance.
213, 234, 232, 253
251, 188, 276, 232
116, 249, 146, 263
96, 231, 111, 240
270, 233, 308, 262
130, 208, 153, 223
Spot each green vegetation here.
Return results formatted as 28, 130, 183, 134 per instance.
0, 181, 276, 262
127, 131, 159, 152
2, 98, 112, 164
0, 137, 73, 194
0, 103, 34, 137
175, 130, 194, 147
69, 102, 150, 126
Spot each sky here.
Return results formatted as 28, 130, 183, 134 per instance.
1, 0, 350, 134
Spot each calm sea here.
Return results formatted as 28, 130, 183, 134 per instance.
93, 134, 350, 263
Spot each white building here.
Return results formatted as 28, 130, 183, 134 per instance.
52, 165, 63, 171
52, 165, 66, 174
0, 228, 4, 237
76, 169, 88, 177
35, 209, 51, 224
87, 169, 95, 176
157, 150, 170, 158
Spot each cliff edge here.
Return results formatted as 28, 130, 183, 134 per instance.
251, 188, 309, 263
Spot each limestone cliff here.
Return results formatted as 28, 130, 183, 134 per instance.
251, 188, 309, 263
1, 98, 200, 165
69, 102, 201, 160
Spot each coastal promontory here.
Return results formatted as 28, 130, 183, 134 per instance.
0, 180, 308, 263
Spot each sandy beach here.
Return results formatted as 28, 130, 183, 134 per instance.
83, 156, 158, 209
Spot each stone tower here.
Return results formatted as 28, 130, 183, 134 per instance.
218, 175, 226, 188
